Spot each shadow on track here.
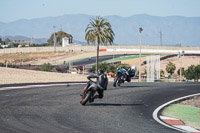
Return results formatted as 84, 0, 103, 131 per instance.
120, 85, 149, 88
108, 85, 149, 91
87, 103, 143, 106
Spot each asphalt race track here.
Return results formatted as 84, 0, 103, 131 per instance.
71, 54, 137, 66
0, 82, 199, 133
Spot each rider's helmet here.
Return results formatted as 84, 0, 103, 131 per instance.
98, 70, 104, 76
131, 66, 137, 72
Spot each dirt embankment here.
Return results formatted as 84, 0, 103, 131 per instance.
0, 51, 80, 65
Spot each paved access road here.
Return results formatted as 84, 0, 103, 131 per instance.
0, 82, 199, 133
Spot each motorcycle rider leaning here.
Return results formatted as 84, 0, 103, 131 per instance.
117, 65, 137, 82
81, 70, 108, 102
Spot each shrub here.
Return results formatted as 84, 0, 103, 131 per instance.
184, 64, 200, 82
0, 62, 5, 67
87, 62, 126, 74
166, 61, 176, 78
40, 63, 52, 72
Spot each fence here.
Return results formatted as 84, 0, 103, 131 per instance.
147, 55, 160, 82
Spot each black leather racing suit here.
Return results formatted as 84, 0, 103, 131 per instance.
87, 74, 108, 99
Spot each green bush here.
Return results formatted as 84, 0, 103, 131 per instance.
184, 64, 200, 82
166, 61, 176, 78
87, 62, 126, 74
7, 64, 19, 68
40, 63, 52, 72
0, 62, 5, 67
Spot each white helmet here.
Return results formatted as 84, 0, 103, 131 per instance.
131, 66, 137, 72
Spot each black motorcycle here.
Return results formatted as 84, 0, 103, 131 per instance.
113, 67, 135, 87
80, 79, 98, 105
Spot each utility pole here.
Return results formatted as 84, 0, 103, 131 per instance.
53, 26, 56, 52
30, 36, 34, 45
60, 24, 62, 31
159, 29, 163, 46
139, 27, 143, 82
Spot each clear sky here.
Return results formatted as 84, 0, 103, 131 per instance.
1, 0, 200, 22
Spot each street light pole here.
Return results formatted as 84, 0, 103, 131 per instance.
139, 27, 143, 82
178, 51, 184, 82
53, 26, 56, 52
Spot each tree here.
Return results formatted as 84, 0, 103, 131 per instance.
160, 69, 165, 78
166, 61, 176, 78
47, 31, 72, 46
85, 16, 115, 73
4, 38, 11, 45
194, 65, 200, 82
0, 38, 2, 44
184, 65, 195, 81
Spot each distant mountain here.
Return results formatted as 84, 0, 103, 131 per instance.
0, 14, 200, 46
0, 35, 87, 45
0, 35, 48, 44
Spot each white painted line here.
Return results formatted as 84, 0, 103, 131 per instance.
160, 116, 179, 120
153, 93, 200, 133
0, 83, 87, 91
174, 125, 200, 132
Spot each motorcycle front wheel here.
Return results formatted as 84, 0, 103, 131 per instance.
80, 91, 92, 105
113, 75, 120, 87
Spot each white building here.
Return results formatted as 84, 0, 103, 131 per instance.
62, 36, 79, 46
62, 37, 70, 47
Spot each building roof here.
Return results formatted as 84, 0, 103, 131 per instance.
63, 37, 69, 39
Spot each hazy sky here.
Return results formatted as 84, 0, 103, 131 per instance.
1, 0, 200, 22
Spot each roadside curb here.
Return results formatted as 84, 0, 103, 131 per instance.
153, 93, 200, 133
160, 116, 200, 133
0, 82, 87, 91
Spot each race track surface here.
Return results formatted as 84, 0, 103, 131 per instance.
0, 82, 199, 133
71, 54, 136, 66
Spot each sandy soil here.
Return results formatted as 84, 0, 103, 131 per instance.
0, 51, 131, 65
0, 67, 88, 84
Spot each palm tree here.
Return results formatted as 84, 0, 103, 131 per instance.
85, 16, 115, 73
139, 27, 143, 82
